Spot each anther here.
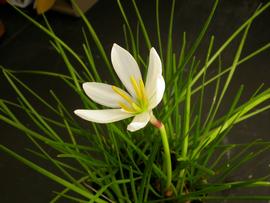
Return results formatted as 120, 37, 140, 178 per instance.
112, 86, 133, 104
130, 76, 142, 99
118, 102, 136, 113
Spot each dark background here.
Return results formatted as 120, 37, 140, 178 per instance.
0, 0, 270, 202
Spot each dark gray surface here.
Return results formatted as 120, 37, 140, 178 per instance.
0, 0, 270, 202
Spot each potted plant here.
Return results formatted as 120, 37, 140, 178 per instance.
1, 0, 270, 202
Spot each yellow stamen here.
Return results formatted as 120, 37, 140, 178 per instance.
130, 76, 142, 99
139, 79, 145, 92
112, 86, 133, 104
112, 76, 148, 114
118, 102, 136, 113
132, 102, 142, 112
139, 79, 147, 102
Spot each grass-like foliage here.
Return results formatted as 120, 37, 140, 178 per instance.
1, 0, 270, 202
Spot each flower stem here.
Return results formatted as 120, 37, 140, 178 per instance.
159, 123, 172, 190
150, 115, 172, 190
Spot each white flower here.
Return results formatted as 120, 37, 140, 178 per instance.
74, 43, 165, 132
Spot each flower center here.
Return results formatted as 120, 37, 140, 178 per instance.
112, 76, 148, 114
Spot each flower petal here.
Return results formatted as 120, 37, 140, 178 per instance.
74, 109, 133, 123
111, 43, 142, 98
83, 82, 130, 108
145, 48, 165, 109
127, 111, 150, 132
